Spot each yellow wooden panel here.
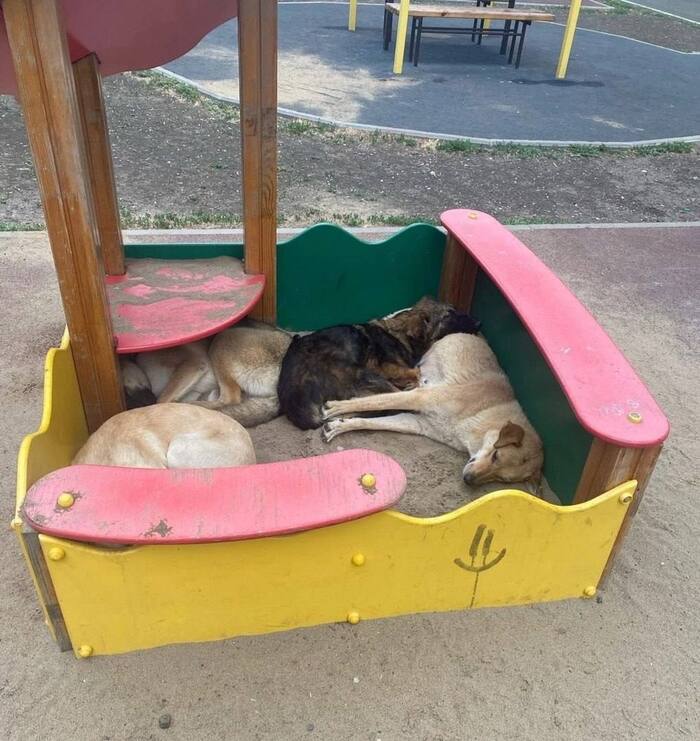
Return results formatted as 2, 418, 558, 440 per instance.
14, 330, 88, 522
41, 482, 634, 656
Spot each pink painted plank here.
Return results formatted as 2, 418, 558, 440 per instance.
22, 450, 406, 545
0, 1, 238, 96
106, 257, 264, 354
441, 209, 669, 448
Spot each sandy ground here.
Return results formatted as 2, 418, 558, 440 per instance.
0, 224, 698, 740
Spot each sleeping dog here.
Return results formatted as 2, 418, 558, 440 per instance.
278, 296, 481, 429
322, 333, 544, 489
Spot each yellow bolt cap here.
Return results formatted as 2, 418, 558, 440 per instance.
347, 611, 361, 625
583, 586, 597, 598
57, 492, 75, 509
351, 553, 365, 567
48, 547, 65, 561
627, 412, 643, 424
77, 644, 93, 658
468, 212, 478, 219
360, 473, 376, 489
619, 492, 633, 504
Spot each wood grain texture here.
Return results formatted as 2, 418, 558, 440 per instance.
439, 233, 478, 311
598, 445, 663, 587
238, 0, 277, 322
386, 4, 554, 21
574, 440, 663, 585
73, 53, 125, 276
4, 0, 125, 431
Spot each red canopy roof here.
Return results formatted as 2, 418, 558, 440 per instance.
0, 0, 238, 95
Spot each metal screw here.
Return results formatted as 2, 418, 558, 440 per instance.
627, 411, 643, 424
48, 547, 65, 561
467, 212, 478, 220
57, 492, 75, 509
360, 473, 376, 489
619, 492, 633, 504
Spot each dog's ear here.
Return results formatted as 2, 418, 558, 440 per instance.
495, 421, 524, 448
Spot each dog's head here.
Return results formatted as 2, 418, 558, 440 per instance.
388, 296, 481, 358
462, 421, 544, 487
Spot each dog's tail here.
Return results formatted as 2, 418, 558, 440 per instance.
216, 395, 281, 428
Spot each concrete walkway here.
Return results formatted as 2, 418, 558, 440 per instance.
163, 1, 700, 144
1, 222, 698, 740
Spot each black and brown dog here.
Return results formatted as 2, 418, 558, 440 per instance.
278, 296, 481, 429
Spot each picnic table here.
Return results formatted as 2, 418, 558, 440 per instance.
347, 0, 584, 78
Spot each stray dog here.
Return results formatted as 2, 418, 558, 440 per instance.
121, 321, 291, 427
73, 403, 256, 468
322, 333, 543, 487
278, 296, 481, 430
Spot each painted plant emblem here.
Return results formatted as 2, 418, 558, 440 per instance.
454, 524, 507, 608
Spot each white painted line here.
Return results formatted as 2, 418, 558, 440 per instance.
547, 21, 699, 54
155, 67, 700, 147
613, 1, 700, 25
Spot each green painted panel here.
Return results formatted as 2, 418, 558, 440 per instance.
125, 243, 244, 260
125, 226, 590, 504
276, 223, 446, 331
471, 271, 592, 505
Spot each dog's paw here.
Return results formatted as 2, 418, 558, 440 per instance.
322, 401, 343, 420
321, 419, 343, 443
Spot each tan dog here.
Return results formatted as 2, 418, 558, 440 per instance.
73, 404, 256, 469
322, 333, 543, 487
121, 321, 291, 427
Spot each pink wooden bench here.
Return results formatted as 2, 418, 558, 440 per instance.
22, 450, 406, 545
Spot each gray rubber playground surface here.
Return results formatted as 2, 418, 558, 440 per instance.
621, 0, 700, 22
163, 1, 700, 144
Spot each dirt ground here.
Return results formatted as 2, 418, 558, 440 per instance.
1, 71, 698, 229
1, 224, 698, 740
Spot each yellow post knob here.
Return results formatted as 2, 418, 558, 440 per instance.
48, 547, 65, 561
351, 553, 365, 567
583, 586, 597, 598
347, 611, 360, 625
360, 473, 376, 489
77, 644, 93, 658
57, 492, 75, 509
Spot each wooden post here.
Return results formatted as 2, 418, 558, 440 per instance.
73, 53, 125, 276
573, 440, 662, 585
348, 0, 358, 31
393, 0, 411, 74
555, 0, 582, 79
4, 0, 125, 431
238, 0, 278, 323
439, 234, 479, 311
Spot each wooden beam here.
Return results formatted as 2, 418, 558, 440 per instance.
438, 234, 478, 311
4, 0, 125, 431
238, 0, 278, 322
73, 53, 125, 276
573, 439, 662, 585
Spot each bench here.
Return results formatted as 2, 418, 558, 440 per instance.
384, 3, 555, 69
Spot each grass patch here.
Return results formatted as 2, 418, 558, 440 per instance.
120, 208, 242, 229
131, 70, 239, 123
0, 220, 44, 231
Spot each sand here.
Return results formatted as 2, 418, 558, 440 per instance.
0, 227, 698, 741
